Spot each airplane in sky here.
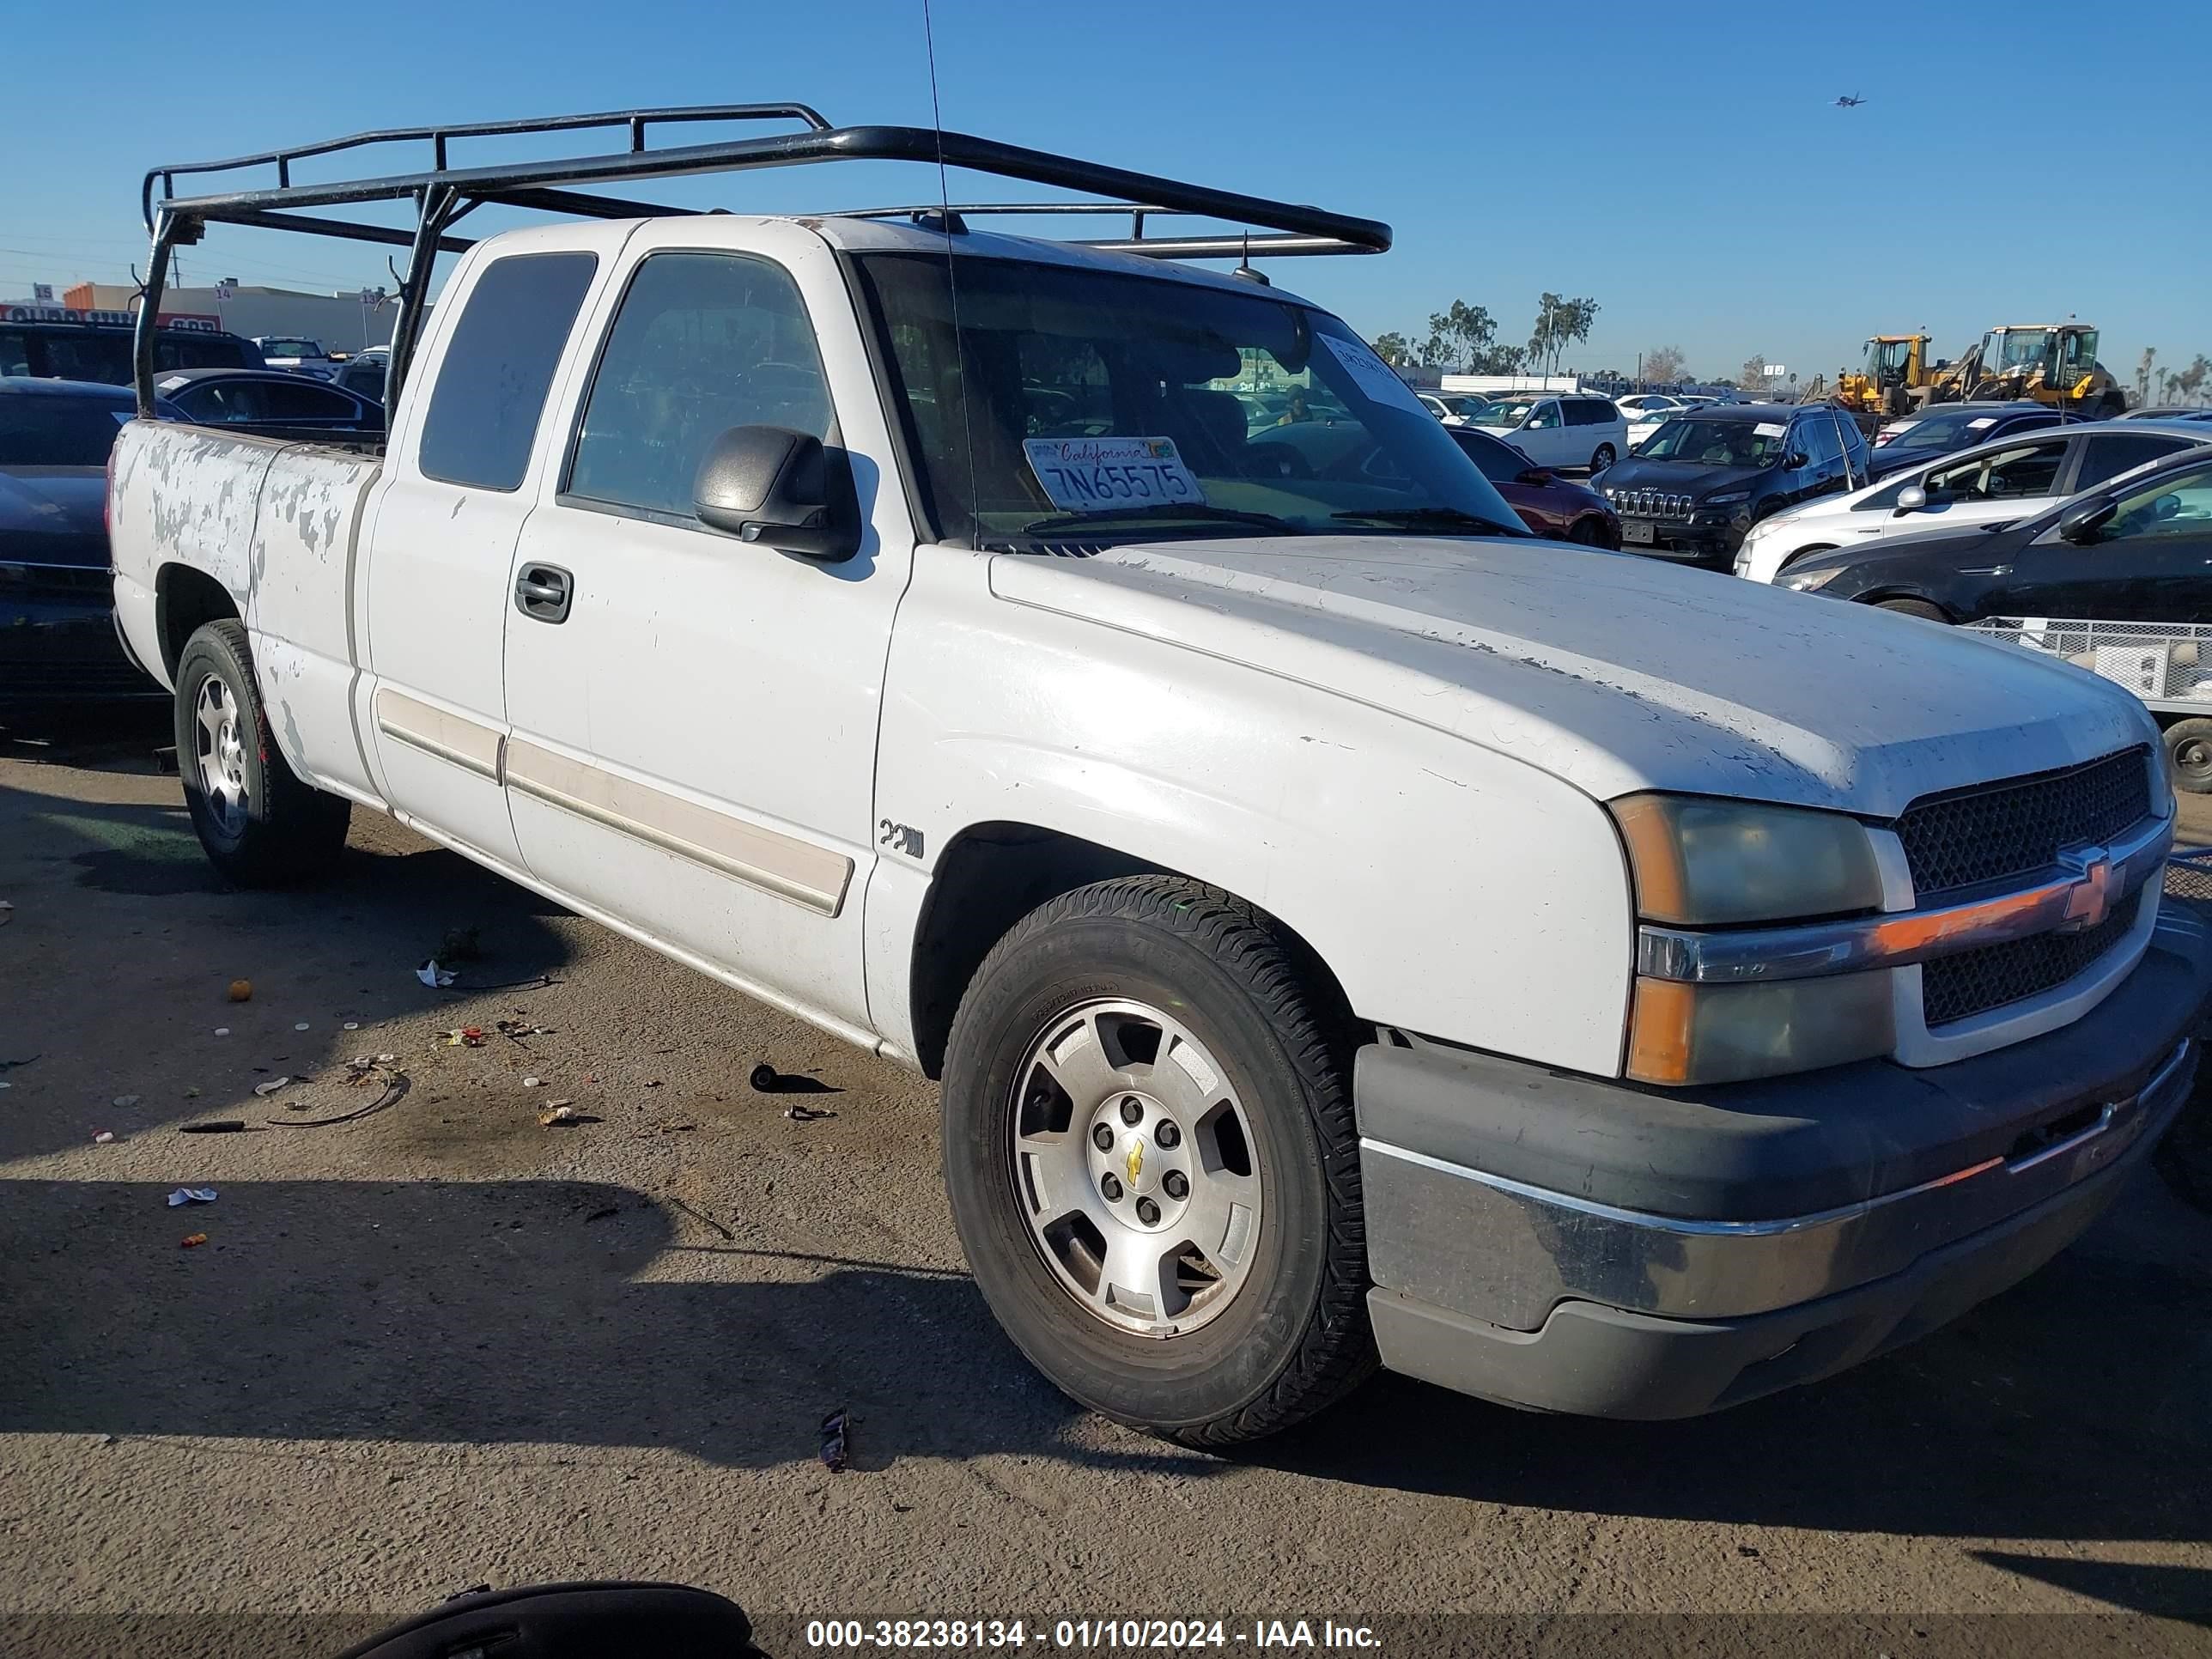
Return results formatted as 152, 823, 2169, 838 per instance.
1835, 93, 1867, 107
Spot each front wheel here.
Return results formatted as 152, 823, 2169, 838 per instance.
941, 876, 1375, 1445
173, 619, 351, 885
2166, 718, 2212, 793
1874, 598, 1949, 623
1589, 443, 1617, 472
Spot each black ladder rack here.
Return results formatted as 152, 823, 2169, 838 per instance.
132, 103, 1391, 414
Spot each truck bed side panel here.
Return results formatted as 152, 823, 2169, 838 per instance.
108, 421, 279, 689
244, 447, 383, 800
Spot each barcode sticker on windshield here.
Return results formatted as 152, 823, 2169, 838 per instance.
1319, 334, 1428, 413
1755, 422, 1787, 437
1024, 437, 1206, 513
1967, 416, 1996, 428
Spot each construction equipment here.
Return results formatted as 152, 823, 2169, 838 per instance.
1954, 323, 2128, 417
1837, 333, 1936, 421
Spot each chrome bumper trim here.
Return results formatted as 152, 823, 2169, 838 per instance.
1638, 812, 2172, 985
1359, 1037, 2191, 1327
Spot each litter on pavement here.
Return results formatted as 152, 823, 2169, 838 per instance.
227, 980, 252, 1002
179, 1233, 209, 1249
93, 1130, 114, 1144
818, 1407, 852, 1473
179, 1121, 250, 1134
416, 960, 458, 988
252, 1077, 295, 1097
441, 1027, 486, 1047
785, 1103, 836, 1122
112, 1095, 140, 1108
538, 1103, 578, 1127
166, 1188, 218, 1207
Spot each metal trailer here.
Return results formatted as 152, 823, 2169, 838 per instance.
1964, 617, 2212, 793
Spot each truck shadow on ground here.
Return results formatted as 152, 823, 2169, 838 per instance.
0, 1177, 1182, 1478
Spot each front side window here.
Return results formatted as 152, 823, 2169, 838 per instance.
258, 380, 362, 421
1524, 401, 1561, 430
1480, 399, 1540, 429
851, 252, 1523, 546
418, 252, 599, 491
1795, 418, 1840, 464
1924, 439, 2065, 500
2099, 463, 2212, 542
566, 252, 832, 520
0, 395, 132, 465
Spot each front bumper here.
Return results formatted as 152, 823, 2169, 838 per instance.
1615, 510, 1745, 566
1357, 910, 2212, 1418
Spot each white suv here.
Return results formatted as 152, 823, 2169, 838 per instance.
1735, 419, 2211, 583
1471, 393, 1628, 472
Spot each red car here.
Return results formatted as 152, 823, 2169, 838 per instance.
1446, 424, 1622, 547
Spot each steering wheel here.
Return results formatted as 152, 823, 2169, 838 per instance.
1244, 441, 1315, 480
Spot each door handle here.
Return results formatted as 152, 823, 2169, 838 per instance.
514, 564, 574, 623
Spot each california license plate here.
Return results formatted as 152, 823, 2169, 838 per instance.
1623, 520, 1656, 544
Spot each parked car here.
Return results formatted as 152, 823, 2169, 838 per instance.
2119, 406, 2212, 424
1865, 401, 2066, 480
1776, 446, 2212, 625
331, 348, 389, 399
1614, 393, 1688, 422
0, 317, 264, 385
1419, 392, 1495, 426
113, 105, 2209, 1446
252, 336, 340, 380
0, 379, 174, 717
1443, 424, 1621, 546
153, 368, 385, 432
1596, 403, 1869, 566
1468, 392, 1627, 472
1735, 419, 2212, 582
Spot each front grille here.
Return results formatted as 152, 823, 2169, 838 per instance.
1893, 748, 2152, 901
1605, 488, 1692, 519
1922, 890, 2142, 1027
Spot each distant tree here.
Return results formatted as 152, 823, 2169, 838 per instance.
1526, 294, 1601, 377
1370, 331, 1414, 368
1642, 344, 1687, 386
1422, 301, 1498, 373
2174, 354, 2211, 404
2136, 347, 2158, 407
1469, 343, 1526, 374
1738, 354, 1772, 393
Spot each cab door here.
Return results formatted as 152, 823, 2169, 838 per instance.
1517, 399, 1567, 467
499, 222, 918, 1032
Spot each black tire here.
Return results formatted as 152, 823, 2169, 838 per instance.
1875, 598, 1949, 623
173, 619, 350, 885
1568, 517, 1607, 546
941, 875, 1375, 1446
2165, 718, 2212, 794
1589, 443, 1617, 472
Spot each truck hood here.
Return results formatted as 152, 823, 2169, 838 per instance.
988, 535, 2150, 816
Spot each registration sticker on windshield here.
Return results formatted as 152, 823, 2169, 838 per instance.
1319, 334, 1428, 414
1023, 437, 1205, 513
1967, 416, 1996, 428
1754, 422, 1787, 437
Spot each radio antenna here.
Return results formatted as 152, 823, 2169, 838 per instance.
921, 0, 980, 548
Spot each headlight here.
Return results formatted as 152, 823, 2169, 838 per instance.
1610, 795, 1891, 1085
1609, 794, 1882, 925
1626, 974, 1895, 1086
1701, 489, 1751, 507
1780, 564, 1843, 592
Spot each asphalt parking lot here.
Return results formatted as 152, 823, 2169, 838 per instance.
3, 715, 2210, 1658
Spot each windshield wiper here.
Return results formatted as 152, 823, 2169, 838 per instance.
1329, 506, 1525, 537
1015, 504, 1305, 537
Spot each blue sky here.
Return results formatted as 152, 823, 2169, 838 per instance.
3, 0, 2205, 386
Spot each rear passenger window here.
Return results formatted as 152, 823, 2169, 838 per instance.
1564, 398, 1605, 426
565, 252, 832, 521
1796, 418, 1840, 463
418, 252, 598, 490
2075, 432, 2191, 490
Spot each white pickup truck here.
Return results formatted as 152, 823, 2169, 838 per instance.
109, 109, 2207, 1445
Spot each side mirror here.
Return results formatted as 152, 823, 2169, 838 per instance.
1516, 466, 1554, 485
693, 425, 860, 562
1785, 451, 1811, 471
2057, 497, 2118, 544
1895, 484, 1929, 513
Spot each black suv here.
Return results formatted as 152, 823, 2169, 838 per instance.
1596, 403, 1870, 568
0, 315, 264, 385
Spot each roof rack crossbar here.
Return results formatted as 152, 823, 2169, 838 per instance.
142, 103, 831, 230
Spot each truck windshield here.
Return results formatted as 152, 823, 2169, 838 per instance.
851, 252, 1526, 547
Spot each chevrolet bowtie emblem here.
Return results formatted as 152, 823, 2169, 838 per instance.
1126, 1139, 1145, 1188
2057, 845, 2115, 933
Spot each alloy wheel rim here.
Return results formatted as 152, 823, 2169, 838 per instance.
193, 676, 249, 837
1009, 998, 1262, 1338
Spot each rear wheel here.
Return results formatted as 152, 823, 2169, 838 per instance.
941, 875, 1375, 1445
1568, 517, 1609, 547
2165, 718, 2212, 793
1874, 598, 1948, 623
173, 619, 350, 885
1589, 443, 1617, 472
